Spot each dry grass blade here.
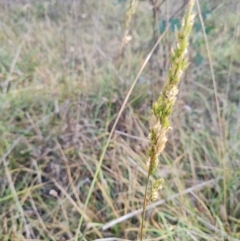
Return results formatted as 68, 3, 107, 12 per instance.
0, 113, 53, 165
74, 26, 169, 240
1, 1, 239, 240
3, 158, 33, 239
102, 179, 215, 231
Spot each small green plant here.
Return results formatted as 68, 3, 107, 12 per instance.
139, 1, 195, 240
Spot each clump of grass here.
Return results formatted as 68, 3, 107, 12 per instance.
140, 0, 195, 240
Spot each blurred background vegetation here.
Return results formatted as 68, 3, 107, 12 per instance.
0, 0, 239, 240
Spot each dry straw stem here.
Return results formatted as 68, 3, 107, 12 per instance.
125, 0, 138, 29
74, 22, 170, 241
102, 179, 215, 231
116, 0, 138, 63
140, 0, 195, 240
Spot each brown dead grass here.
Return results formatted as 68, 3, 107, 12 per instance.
0, 0, 240, 240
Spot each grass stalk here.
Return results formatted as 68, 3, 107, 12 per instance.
139, 1, 195, 240
140, 173, 150, 240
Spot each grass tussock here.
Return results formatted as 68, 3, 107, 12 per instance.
0, 0, 240, 241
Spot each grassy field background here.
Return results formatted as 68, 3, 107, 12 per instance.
0, 0, 240, 240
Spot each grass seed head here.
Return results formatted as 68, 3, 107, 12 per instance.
147, 0, 195, 181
